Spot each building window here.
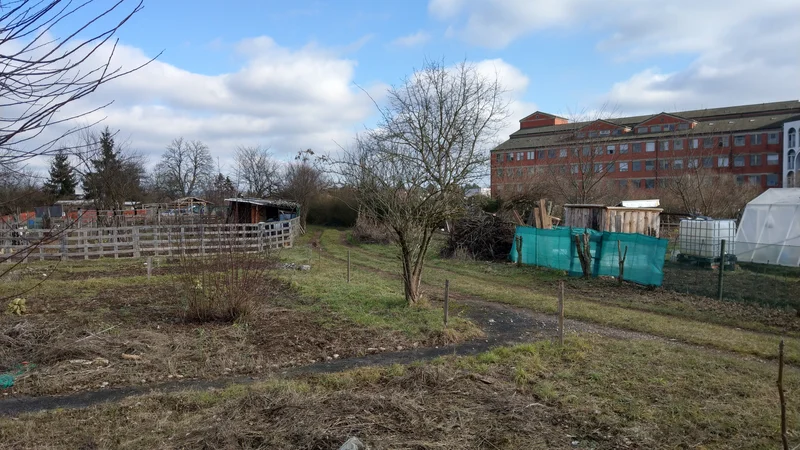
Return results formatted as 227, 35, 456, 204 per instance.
720, 136, 729, 147
632, 161, 642, 171
537, 150, 545, 160
620, 144, 629, 153
560, 148, 567, 158
688, 158, 699, 169
735, 175, 745, 185
637, 127, 648, 134
607, 145, 615, 155
674, 139, 684, 150
659, 160, 669, 170
516, 168, 523, 178
718, 156, 729, 167
752, 134, 763, 145
768, 132, 780, 144
678, 123, 690, 130
507, 153, 514, 162
734, 135, 746, 146
589, 131, 598, 138
645, 160, 654, 171
496, 168, 503, 178
582, 147, 590, 156
599, 130, 611, 136
528, 167, 535, 175
767, 154, 779, 165
577, 132, 586, 139
767, 174, 779, 187
703, 137, 714, 148
570, 164, 579, 174
645, 142, 655, 152
495, 153, 502, 162
733, 155, 745, 167
703, 157, 713, 168
633, 143, 642, 153
594, 163, 603, 173
748, 175, 761, 185
527, 151, 535, 160
788, 150, 796, 170
606, 163, 615, 173
644, 179, 655, 189
650, 125, 662, 132
619, 180, 628, 188
690, 139, 699, 149
673, 159, 684, 170
664, 124, 674, 132
619, 161, 629, 172
660, 141, 669, 151
559, 165, 567, 174
789, 128, 797, 148
582, 163, 590, 173
516, 152, 523, 160
750, 155, 760, 166
593, 146, 602, 156
548, 149, 556, 159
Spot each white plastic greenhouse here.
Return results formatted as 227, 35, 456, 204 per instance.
734, 188, 800, 266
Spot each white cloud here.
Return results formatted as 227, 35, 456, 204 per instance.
21, 36, 387, 174
430, 0, 800, 113
390, 31, 432, 47
472, 59, 536, 143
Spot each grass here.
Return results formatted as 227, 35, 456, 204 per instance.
318, 228, 800, 364
1, 335, 796, 449
277, 229, 481, 343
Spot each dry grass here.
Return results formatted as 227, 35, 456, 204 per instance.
1, 336, 796, 449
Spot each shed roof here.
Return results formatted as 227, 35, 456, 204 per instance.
225, 197, 300, 209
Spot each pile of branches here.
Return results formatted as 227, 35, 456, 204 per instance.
441, 211, 515, 261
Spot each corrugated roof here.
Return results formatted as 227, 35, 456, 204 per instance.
225, 198, 300, 209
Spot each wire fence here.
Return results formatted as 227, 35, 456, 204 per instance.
660, 233, 800, 311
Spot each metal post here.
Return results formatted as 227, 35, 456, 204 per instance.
443, 279, 450, 328
717, 239, 726, 301
558, 281, 564, 346
347, 250, 351, 283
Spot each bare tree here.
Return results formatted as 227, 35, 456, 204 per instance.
234, 145, 280, 197
154, 138, 214, 198
341, 60, 508, 306
282, 149, 327, 228
0, 0, 157, 168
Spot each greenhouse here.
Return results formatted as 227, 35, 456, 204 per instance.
734, 188, 800, 266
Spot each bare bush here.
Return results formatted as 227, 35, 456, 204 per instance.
176, 243, 276, 323
351, 213, 395, 244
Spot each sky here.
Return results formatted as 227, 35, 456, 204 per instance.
18, 0, 800, 178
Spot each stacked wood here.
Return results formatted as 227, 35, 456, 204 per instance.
528, 199, 555, 229
441, 212, 515, 261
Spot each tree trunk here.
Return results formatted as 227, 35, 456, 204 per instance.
574, 232, 592, 278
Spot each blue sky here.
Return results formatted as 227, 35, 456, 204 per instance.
30, 0, 800, 175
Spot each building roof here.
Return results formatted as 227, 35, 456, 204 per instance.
172, 196, 210, 205
496, 112, 800, 151
225, 197, 300, 209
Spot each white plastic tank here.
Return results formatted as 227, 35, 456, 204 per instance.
678, 218, 737, 259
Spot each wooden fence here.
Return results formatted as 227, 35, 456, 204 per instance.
0, 218, 300, 262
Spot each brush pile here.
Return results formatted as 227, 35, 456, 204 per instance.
441, 212, 515, 261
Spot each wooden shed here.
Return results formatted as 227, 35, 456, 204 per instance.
225, 198, 299, 224
563, 204, 662, 237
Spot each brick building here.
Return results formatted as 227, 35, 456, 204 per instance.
491, 100, 800, 197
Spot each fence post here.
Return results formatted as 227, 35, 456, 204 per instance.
444, 279, 450, 328
717, 239, 726, 301
60, 234, 67, 261
347, 250, 351, 283
133, 227, 141, 258
617, 240, 628, 285
200, 224, 206, 256
558, 281, 564, 346
778, 340, 788, 450
147, 256, 152, 279
83, 229, 89, 260
515, 235, 523, 267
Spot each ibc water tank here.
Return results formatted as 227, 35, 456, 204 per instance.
678, 218, 736, 259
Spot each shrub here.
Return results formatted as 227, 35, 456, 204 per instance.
351, 213, 394, 244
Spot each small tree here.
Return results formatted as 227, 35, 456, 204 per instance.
282, 149, 327, 228
43, 151, 77, 200
154, 138, 214, 198
341, 60, 507, 305
234, 146, 280, 197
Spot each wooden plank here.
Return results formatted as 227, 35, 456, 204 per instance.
533, 207, 542, 228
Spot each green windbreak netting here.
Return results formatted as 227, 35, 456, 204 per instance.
509, 226, 669, 286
